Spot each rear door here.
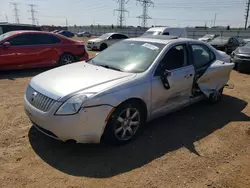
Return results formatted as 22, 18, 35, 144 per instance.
189, 42, 234, 97
31, 33, 62, 67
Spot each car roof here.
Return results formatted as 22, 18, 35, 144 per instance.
7, 30, 51, 35
146, 27, 186, 32
103, 32, 128, 36
127, 36, 198, 45
139, 35, 179, 40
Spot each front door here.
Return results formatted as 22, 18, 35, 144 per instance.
151, 44, 195, 116
0, 34, 38, 69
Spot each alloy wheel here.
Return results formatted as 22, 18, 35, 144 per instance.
114, 108, 141, 141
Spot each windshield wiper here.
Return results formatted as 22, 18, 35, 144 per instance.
98, 64, 122, 72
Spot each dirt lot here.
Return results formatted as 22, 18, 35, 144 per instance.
0, 38, 250, 187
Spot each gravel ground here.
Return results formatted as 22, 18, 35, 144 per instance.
0, 39, 250, 188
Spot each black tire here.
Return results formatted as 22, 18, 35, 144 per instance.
102, 101, 146, 145
100, 43, 108, 51
237, 63, 244, 73
208, 87, 224, 104
58, 53, 75, 66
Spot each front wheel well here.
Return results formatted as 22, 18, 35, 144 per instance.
117, 98, 148, 120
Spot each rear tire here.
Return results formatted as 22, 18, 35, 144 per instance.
102, 102, 146, 145
208, 87, 224, 104
58, 53, 75, 66
100, 43, 108, 51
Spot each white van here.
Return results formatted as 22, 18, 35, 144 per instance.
142, 27, 188, 38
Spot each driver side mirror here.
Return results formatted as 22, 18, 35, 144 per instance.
160, 69, 172, 90
1, 41, 11, 48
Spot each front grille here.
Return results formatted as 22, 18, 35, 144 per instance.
26, 85, 56, 112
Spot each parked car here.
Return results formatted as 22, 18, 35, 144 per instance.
24, 36, 234, 145
142, 27, 188, 38
51, 30, 60, 33
87, 33, 128, 51
77, 31, 91, 37
0, 30, 89, 70
231, 41, 250, 72
57, 30, 74, 38
198, 34, 219, 42
208, 36, 240, 54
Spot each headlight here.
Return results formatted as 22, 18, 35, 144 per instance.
55, 95, 88, 115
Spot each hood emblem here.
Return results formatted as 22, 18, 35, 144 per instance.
31, 92, 38, 102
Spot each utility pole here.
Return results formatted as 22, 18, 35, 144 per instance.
10, 2, 20, 24
245, 0, 250, 30
136, 0, 154, 28
213, 13, 217, 27
28, 4, 38, 25
114, 0, 129, 28
65, 18, 68, 27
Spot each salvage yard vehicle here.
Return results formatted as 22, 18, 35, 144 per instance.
87, 33, 128, 51
231, 41, 250, 72
198, 34, 219, 42
0, 31, 89, 70
208, 36, 240, 54
76, 31, 91, 37
24, 36, 234, 145
142, 27, 188, 38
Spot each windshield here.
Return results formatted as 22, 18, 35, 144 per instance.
0, 31, 15, 41
99, 33, 112, 39
90, 40, 165, 73
143, 31, 162, 36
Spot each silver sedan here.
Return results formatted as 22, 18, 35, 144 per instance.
24, 36, 234, 145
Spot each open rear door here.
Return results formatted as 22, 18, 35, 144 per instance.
197, 60, 234, 97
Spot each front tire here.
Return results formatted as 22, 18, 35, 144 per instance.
103, 102, 145, 145
100, 43, 108, 51
58, 53, 75, 66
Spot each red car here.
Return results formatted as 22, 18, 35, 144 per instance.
0, 30, 89, 70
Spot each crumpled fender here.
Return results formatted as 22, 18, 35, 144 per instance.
197, 60, 235, 97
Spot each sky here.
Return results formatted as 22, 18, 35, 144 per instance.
0, 0, 247, 27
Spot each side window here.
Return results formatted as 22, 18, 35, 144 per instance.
34, 34, 61, 45
191, 44, 215, 69
163, 32, 170, 35
118, 34, 128, 39
157, 44, 187, 73
110, 34, 118, 39
232, 38, 239, 45
8, 34, 35, 46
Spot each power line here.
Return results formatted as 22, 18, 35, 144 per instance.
114, 0, 129, 27
245, 0, 250, 30
10, 2, 20, 24
28, 4, 38, 25
136, 0, 154, 28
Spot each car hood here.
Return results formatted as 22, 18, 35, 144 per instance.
88, 38, 103, 43
235, 46, 250, 54
30, 62, 136, 100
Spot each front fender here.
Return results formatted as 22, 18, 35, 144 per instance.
84, 82, 151, 115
